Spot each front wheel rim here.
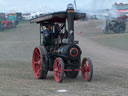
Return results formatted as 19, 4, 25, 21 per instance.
53, 58, 64, 82
81, 58, 93, 81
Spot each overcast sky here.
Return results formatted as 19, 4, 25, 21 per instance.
0, 0, 128, 13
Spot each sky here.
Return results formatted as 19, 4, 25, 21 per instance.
0, 0, 128, 13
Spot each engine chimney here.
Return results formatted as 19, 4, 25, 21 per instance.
66, 3, 75, 43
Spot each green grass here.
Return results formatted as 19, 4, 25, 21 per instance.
92, 34, 128, 51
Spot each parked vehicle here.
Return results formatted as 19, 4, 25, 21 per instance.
0, 13, 5, 31
16, 12, 23, 24
104, 15, 127, 34
7, 15, 16, 28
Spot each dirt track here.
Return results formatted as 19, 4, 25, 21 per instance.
0, 21, 128, 96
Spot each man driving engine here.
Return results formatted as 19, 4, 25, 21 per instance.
42, 24, 52, 46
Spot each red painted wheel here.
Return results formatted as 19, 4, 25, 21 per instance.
53, 58, 64, 83
32, 47, 48, 79
81, 58, 93, 81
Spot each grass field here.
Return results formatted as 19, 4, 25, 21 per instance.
92, 33, 128, 51
76, 20, 128, 51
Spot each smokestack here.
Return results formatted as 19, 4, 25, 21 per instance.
66, 4, 75, 43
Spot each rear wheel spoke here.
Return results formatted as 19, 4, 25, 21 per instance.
34, 61, 38, 65
36, 68, 41, 76
35, 50, 40, 58
86, 72, 90, 79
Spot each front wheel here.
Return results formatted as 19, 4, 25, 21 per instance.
81, 58, 93, 81
53, 58, 64, 83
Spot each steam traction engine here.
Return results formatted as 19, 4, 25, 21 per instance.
31, 4, 93, 83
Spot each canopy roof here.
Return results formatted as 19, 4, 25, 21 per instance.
31, 11, 86, 24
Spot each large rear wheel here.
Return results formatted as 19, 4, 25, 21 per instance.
32, 47, 48, 79
53, 58, 64, 83
81, 58, 93, 81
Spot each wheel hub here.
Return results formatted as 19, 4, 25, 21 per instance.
55, 68, 58, 72
38, 61, 41, 65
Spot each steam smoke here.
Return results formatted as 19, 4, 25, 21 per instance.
83, 0, 125, 30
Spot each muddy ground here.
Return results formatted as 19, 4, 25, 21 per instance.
0, 20, 128, 96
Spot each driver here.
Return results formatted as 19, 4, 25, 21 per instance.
43, 24, 52, 46
54, 24, 61, 38
43, 24, 51, 38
